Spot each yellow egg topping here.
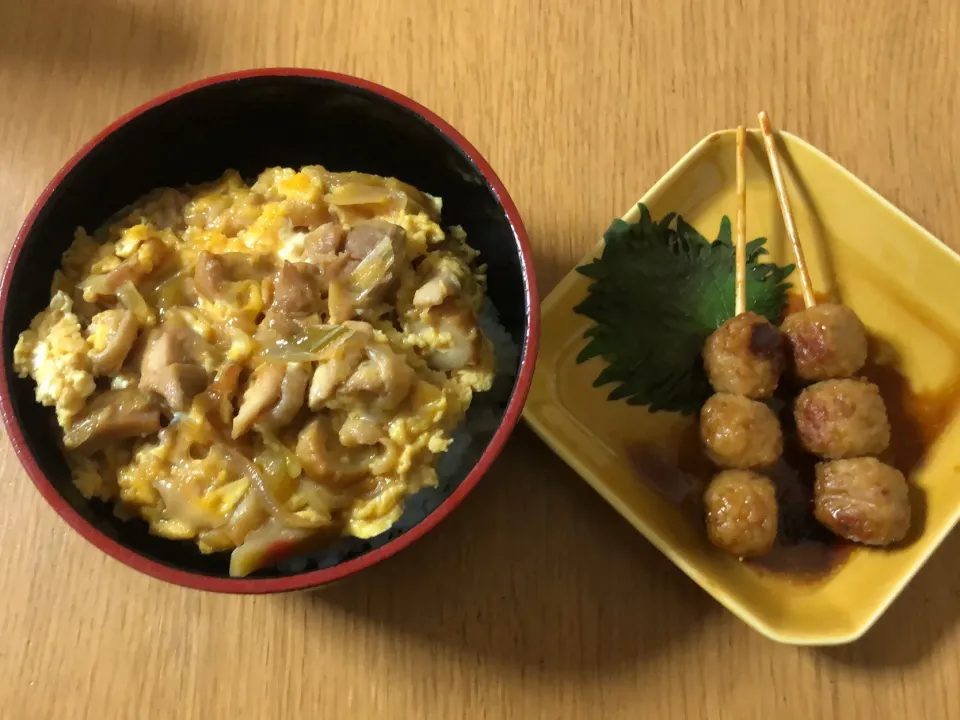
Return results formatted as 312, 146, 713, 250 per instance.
13, 166, 495, 577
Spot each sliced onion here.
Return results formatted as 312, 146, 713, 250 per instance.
211, 432, 324, 530
117, 281, 153, 324
365, 343, 414, 410
292, 478, 347, 516
152, 269, 189, 311
256, 324, 352, 362
225, 493, 268, 545
350, 237, 394, 300
229, 519, 314, 577
79, 273, 111, 298
324, 183, 392, 206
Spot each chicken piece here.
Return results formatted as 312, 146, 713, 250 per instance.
184, 180, 262, 236
81, 238, 169, 301
270, 261, 323, 316
781, 303, 868, 382
296, 418, 332, 478
285, 200, 332, 230
703, 311, 784, 399
307, 323, 374, 409
700, 393, 782, 470
303, 222, 345, 258
296, 417, 374, 483
342, 221, 407, 301
265, 363, 310, 428
794, 378, 890, 459
343, 220, 405, 267
338, 412, 382, 447
413, 260, 462, 309
232, 363, 283, 437
63, 388, 161, 450
341, 343, 414, 410
232, 362, 309, 438
194, 251, 229, 301
253, 304, 299, 348
413, 300, 484, 372
814, 457, 910, 545
203, 362, 243, 426
87, 309, 138, 375
300, 223, 349, 296
703, 469, 778, 558
339, 361, 380, 392
100, 258, 143, 293
309, 359, 359, 409
138, 319, 209, 411
139, 359, 207, 412
194, 251, 273, 303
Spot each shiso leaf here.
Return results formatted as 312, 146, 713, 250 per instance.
573, 204, 794, 414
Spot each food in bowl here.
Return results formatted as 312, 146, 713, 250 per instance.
13, 165, 499, 577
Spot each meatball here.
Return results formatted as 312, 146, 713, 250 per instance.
700, 393, 783, 469
703, 312, 784, 398
703, 470, 778, 558
781, 303, 867, 382
794, 378, 890, 459
814, 458, 910, 545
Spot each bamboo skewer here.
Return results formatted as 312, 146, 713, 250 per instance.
735, 125, 747, 316
758, 111, 817, 309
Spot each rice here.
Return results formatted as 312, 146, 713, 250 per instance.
276, 298, 522, 573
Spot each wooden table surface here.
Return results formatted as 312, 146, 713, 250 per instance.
1, 1, 959, 718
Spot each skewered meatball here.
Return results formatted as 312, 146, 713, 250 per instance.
794, 378, 890, 459
703, 470, 778, 558
703, 312, 784, 398
700, 393, 783, 470
814, 458, 910, 545
781, 303, 867, 382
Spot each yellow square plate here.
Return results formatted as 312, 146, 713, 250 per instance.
523, 129, 960, 645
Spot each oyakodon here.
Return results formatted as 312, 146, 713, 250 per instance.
13, 166, 495, 576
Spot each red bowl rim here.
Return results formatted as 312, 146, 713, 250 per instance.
0, 67, 540, 593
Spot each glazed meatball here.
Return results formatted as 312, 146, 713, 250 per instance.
703, 470, 778, 558
781, 303, 867, 382
700, 393, 783, 470
704, 312, 784, 398
794, 378, 890, 459
814, 458, 910, 545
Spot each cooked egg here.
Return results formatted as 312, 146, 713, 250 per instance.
16, 166, 496, 577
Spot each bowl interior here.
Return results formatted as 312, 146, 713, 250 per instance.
2, 74, 531, 580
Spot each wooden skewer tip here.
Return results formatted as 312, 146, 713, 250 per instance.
758, 110, 772, 135
734, 125, 747, 316
756, 110, 817, 309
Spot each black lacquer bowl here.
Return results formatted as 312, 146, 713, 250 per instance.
0, 68, 538, 593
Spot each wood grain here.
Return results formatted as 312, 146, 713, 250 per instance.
1, 0, 959, 717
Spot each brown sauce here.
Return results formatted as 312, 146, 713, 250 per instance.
631, 292, 960, 583
746, 390, 851, 580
